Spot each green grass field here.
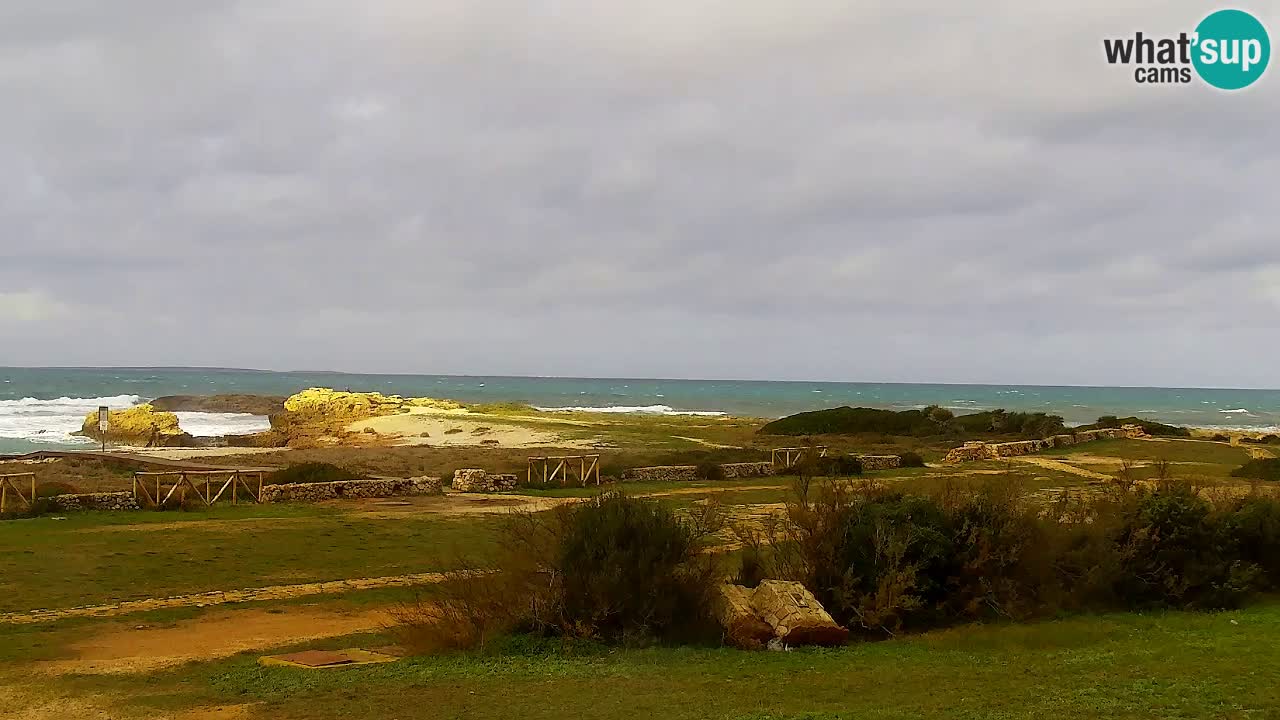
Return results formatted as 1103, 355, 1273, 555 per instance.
10, 602, 1278, 720
0, 504, 498, 612
2, 435, 1274, 720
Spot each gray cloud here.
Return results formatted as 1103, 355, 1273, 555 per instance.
1, 1, 1278, 387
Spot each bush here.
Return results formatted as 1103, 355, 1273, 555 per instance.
554, 492, 719, 643
1220, 497, 1280, 588
393, 491, 721, 653
816, 455, 863, 477
898, 451, 926, 468
1110, 484, 1254, 609
948, 410, 1066, 438
266, 462, 360, 485
1241, 434, 1280, 445
1083, 415, 1190, 438
743, 473, 1280, 638
1231, 458, 1280, 482
34, 481, 79, 498
760, 406, 1064, 439
695, 460, 725, 482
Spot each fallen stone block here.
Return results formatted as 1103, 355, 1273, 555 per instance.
750, 580, 848, 647
714, 584, 775, 650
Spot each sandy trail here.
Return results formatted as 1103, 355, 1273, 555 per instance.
41, 606, 389, 675
0, 572, 455, 625
348, 409, 597, 449
1010, 457, 1114, 481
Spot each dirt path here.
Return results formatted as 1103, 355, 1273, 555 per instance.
1244, 445, 1276, 460
1010, 457, 1114, 481
41, 606, 389, 675
0, 571, 456, 625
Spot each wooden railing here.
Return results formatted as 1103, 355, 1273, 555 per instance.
0, 473, 36, 513
133, 470, 267, 507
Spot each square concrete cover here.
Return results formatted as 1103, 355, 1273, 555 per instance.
271, 650, 356, 667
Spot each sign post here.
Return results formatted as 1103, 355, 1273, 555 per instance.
98, 406, 109, 452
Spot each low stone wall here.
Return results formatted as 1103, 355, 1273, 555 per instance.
261, 476, 441, 503
720, 462, 776, 479
47, 492, 139, 512
855, 455, 902, 471
451, 469, 518, 493
944, 425, 1146, 463
621, 465, 701, 482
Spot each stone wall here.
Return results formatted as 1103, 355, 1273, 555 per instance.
621, 465, 701, 482
944, 426, 1145, 463
451, 469, 518, 493
47, 492, 139, 512
854, 455, 902, 471
720, 462, 776, 479
261, 476, 442, 503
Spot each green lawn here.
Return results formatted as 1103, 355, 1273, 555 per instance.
30, 602, 1280, 720
0, 504, 499, 613
1043, 438, 1251, 467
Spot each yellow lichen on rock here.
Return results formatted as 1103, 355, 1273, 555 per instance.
282, 388, 462, 419
80, 404, 192, 447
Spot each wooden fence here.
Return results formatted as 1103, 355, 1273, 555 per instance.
770, 446, 828, 469
527, 455, 601, 487
133, 470, 267, 507
0, 472, 36, 513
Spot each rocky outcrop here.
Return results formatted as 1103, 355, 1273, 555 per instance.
282, 388, 461, 419
621, 465, 701, 482
260, 476, 441, 503
245, 388, 466, 448
715, 580, 849, 649
944, 426, 1146, 463
720, 462, 776, 479
79, 404, 193, 447
151, 394, 286, 415
451, 469, 518, 493
854, 455, 902, 471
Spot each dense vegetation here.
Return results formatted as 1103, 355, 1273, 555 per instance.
1232, 458, 1280, 482
393, 492, 720, 651
743, 477, 1280, 637
759, 405, 1065, 439
266, 462, 360, 485
1080, 415, 1191, 438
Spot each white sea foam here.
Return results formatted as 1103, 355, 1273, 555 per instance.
172, 412, 272, 437
1220, 408, 1251, 414
0, 395, 140, 443
535, 404, 725, 416
0, 395, 270, 443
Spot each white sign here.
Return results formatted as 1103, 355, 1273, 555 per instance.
98, 406, 109, 433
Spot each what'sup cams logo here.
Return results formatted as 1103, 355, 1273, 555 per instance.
1104, 8, 1270, 89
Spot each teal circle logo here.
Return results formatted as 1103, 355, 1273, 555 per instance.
1192, 9, 1270, 90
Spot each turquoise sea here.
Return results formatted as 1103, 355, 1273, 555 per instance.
2, 367, 1278, 454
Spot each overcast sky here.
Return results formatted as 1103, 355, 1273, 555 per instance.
1, 1, 1277, 387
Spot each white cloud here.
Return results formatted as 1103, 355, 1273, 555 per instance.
0, 1, 1276, 386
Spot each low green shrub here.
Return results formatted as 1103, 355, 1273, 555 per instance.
266, 462, 360, 485
749, 474, 1280, 638
1241, 434, 1280, 445
898, 451, 926, 468
34, 481, 78, 498
695, 460, 725, 482
1231, 458, 1280, 482
760, 406, 1064, 439
815, 455, 863, 477
1083, 415, 1191, 438
393, 491, 720, 653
